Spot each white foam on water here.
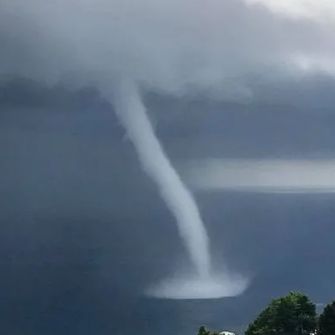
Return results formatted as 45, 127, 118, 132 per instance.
147, 273, 248, 300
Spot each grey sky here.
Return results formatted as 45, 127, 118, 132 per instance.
1, 78, 335, 334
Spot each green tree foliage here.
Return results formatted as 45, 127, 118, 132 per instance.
197, 326, 219, 335
319, 301, 335, 335
245, 292, 317, 335
198, 326, 211, 335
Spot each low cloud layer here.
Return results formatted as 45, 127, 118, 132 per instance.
188, 159, 335, 193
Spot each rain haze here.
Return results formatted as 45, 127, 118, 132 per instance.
1, 0, 335, 334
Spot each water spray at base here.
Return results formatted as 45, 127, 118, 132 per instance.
110, 79, 248, 299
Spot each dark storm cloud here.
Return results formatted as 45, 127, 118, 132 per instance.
1, 0, 335, 97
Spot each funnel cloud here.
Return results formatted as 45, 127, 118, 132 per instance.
109, 79, 248, 298
110, 79, 210, 276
